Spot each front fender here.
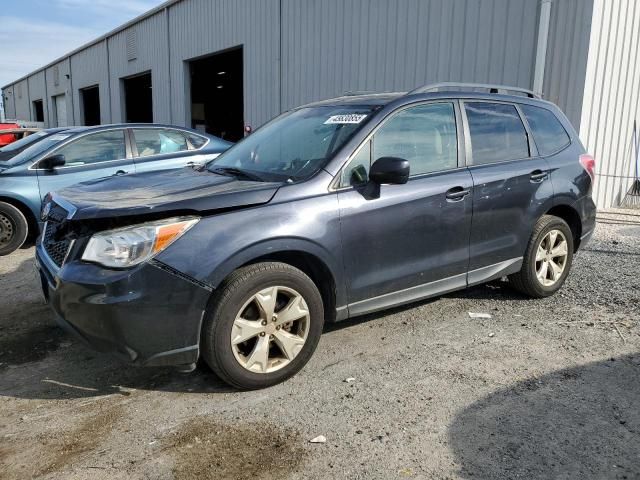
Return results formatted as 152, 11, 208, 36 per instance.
156, 193, 346, 307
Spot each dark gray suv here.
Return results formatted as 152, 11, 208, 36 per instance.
36, 83, 596, 389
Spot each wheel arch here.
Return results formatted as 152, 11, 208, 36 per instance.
203, 239, 345, 323
0, 195, 39, 244
544, 204, 582, 251
241, 251, 339, 322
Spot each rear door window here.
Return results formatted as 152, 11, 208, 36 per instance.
464, 102, 530, 165
520, 104, 571, 155
132, 129, 189, 157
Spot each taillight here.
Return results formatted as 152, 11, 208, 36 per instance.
579, 154, 596, 183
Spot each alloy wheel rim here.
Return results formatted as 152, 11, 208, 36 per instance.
0, 213, 14, 247
535, 229, 569, 287
231, 286, 310, 374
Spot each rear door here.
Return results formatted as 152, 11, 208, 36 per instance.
462, 101, 553, 282
130, 128, 213, 172
35, 129, 134, 200
337, 101, 473, 314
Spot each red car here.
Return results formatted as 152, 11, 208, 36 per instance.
0, 123, 20, 147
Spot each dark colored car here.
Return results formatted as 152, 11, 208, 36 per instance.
0, 124, 231, 255
0, 128, 69, 161
36, 84, 596, 390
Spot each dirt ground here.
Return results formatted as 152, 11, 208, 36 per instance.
1, 209, 639, 480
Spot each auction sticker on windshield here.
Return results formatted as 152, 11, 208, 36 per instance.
324, 114, 368, 125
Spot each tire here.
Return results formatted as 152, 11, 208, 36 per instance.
509, 215, 574, 298
201, 262, 325, 390
0, 202, 29, 256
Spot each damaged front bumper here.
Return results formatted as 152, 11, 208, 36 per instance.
35, 243, 212, 367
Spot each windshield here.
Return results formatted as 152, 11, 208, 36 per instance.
207, 106, 375, 181
4, 132, 74, 166
0, 130, 51, 153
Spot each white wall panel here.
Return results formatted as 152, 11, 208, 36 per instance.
580, 0, 640, 208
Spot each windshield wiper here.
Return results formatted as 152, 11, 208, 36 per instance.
209, 167, 264, 182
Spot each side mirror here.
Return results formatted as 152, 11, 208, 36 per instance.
39, 154, 66, 171
369, 157, 410, 185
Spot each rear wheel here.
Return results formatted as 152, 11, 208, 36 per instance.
0, 202, 29, 256
201, 262, 324, 390
509, 215, 574, 298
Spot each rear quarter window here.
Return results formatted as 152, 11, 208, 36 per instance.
520, 104, 571, 156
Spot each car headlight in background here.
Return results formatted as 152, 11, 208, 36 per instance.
82, 217, 199, 268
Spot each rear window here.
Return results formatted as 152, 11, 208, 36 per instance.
520, 104, 571, 156
465, 102, 530, 165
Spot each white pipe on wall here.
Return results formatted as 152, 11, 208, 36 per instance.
533, 0, 553, 97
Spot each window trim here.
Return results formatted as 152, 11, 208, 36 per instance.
461, 99, 537, 167
332, 100, 465, 191
28, 127, 131, 171
517, 103, 573, 157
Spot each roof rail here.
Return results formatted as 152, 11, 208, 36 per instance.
408, 82, 540, 99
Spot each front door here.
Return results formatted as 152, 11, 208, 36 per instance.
337, 102, 473, 315
35, 129, 135, 200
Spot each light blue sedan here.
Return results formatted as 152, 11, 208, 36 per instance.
0, 123, 231, 255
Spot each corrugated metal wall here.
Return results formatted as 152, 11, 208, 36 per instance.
108, 11, 171, 123
543, 0, 594, 130
27, 71, 48, 122
168, 0, 280, 128
1, 0, 607, 155
70, 41, 111, 124
3, 85, 16, 119
44, 59, 72, 126
280, 0, 539, 110
580, 0, 640, 208
12, 79, 30, 121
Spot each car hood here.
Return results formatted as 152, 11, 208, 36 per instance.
53, 167, 282, 220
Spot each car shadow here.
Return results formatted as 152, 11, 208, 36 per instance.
449, 354, 640, 479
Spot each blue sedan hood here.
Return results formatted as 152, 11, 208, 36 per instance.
54, 167, 282, 220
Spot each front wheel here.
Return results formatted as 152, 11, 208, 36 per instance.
509, 215, 574, 298
0, 202, 29, 256
201, 262, 324, 390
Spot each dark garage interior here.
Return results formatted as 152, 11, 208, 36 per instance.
80, 86, 100, 126
189, 47, 244, 142
32, 100, 44, 122
123, 72, 153, 123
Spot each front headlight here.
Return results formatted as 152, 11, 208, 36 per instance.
82, 216, 199, 268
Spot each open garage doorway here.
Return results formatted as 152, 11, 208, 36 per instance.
123, 72, 153, 123
32, 100, 44, 122
80, 85, 100, 126
189, 47, 244, 142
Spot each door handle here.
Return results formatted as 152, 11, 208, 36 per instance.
530, 169, 548, 182
445, 186, 471, 201
113, 170, 127, 176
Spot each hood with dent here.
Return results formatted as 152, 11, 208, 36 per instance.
54, 167, 282, 220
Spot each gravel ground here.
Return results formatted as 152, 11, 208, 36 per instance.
0, 209, 639, 480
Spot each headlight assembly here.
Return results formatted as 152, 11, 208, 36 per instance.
81, 217, 199, 268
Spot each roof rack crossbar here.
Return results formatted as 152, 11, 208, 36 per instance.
408, 82, 540, 99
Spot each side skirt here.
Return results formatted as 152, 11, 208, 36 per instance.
339, 258, 523, 319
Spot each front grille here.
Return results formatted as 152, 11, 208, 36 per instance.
42, 204, 72, 267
